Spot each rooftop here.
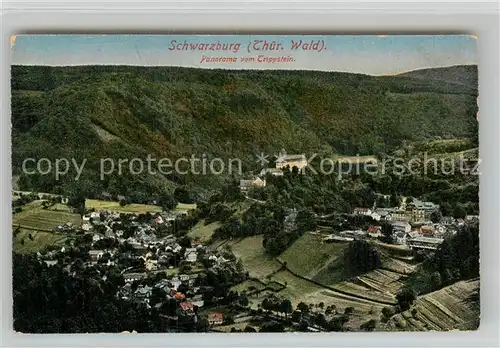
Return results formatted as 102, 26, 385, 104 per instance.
276, 154, 306, 162
410, 236, 444, 244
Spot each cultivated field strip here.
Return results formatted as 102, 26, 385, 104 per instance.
387, 279, 479, 331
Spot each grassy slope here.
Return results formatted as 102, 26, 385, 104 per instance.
187, 220, 222, 243
86, 199, 162, 214
279, 232, 347, 279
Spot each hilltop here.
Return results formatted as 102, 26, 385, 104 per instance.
11, 65, 478, 197
399, 65, 478, 87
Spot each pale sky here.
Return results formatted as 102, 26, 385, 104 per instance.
10, 34, 477, 75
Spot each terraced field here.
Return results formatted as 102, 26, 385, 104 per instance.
12, 201, 79, 253
214, 231, 474, 332
13, 201, 81, 232
386, 279, 480, 331
358, 269, 407, 294
13, 229, 68, 254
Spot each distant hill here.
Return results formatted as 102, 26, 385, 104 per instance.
10, 65, 478, 196
398, 65, 478, 87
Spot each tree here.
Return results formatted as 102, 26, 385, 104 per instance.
396, 287, 416, 312
68, 191, 86, 217
431, 271, 442, 289
243, 325, 257, 332
160, 193, 177, 211
381, 306, 394, 321
260, 321, 284, 332
430, 210, 442, 223
453, 204, 467, 219
297, 302, 309, 313
360, 319, 377, 331
238, 296, 249, 308
381, 222, 395, 244
344, 307, 354, 315
279, 299, 293, 320
411, 308, 418, 319
344, 240, 381, 275
440, 202, 453, 217
174, 186, 195, 204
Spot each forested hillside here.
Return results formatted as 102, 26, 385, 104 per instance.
11, 65, 478, 197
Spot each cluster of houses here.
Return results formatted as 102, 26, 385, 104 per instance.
353, 198, 440, 224
240, 153, 308, 193
322, 198, 476, 251
36, 207, 241, 328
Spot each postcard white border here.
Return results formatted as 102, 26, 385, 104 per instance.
1, 1, 499, 347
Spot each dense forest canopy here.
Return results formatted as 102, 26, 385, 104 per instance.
11, 65, 478, 197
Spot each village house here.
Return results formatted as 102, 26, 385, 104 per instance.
88, 250, 104, 262
174, 292, 186, 301
168, 243, 182, 254
275, 154, 308, 171
433, 224, 447, 236
353, 207, 372, 216
44, 260, 59, 267
407, 236, 444, 251
239, 177, 266, 193
92, 234, 104, 243
390, 210, 410, 222
145, 259, 158, 271
184, 248, 198, 263
119, 283, 133, 300
370, 211, 381, 221
374, 208, 392, 221
178, 301, 196, 320
394, 231, 407, 245
259, 168, 284, 177
117, 195, 127, 202
179, 274, 190, 282
391, 221, 411, 234
169, 279, 182, 290
123, 272, 146, 283
323, 235, 354, 243
134, 285, 153, 302
465, 215, 479, 221
191, 294, 204, 308
441, 216, 456, 225
420, 225, 436, 236
81, 223, 92, 232
340, 230, 366, 238
405, 207, 426, 223
207, 312, 224, 326
367, 226, 382, 238
406, 231, 421, 240
408, 199, 440, 219
104, 226, 115, 238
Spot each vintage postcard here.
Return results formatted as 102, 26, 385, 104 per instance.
11, 34, 479, 333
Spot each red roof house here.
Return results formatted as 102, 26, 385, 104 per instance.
207, 312, 223, 325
